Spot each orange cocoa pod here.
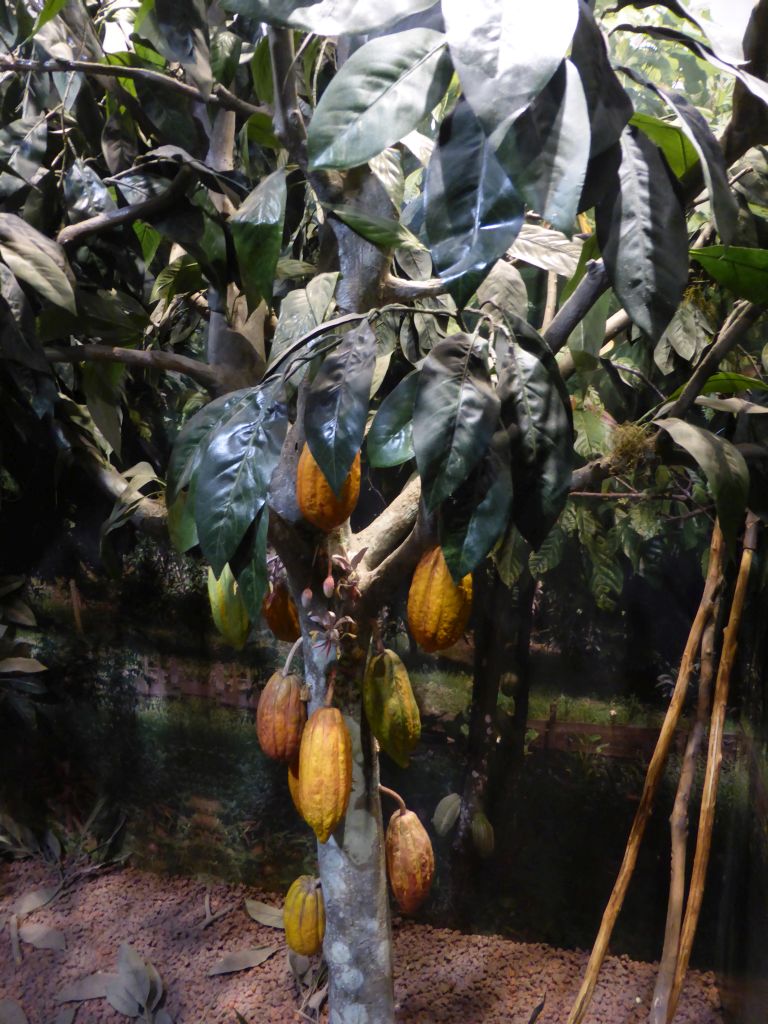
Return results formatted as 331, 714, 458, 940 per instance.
256, 670, 306, 763
385, 809, 435, 914
296, 444, 360, 532
262, 580, 301, 642
406, 545, 472, 653
298, 707, 352, 843
284, 875, 325, 955
287, 755, 302, 815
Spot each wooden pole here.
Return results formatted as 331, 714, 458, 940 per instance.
566, 522, 726, 1024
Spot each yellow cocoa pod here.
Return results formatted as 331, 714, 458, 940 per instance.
284, 875, 325, 956
406, 546, 472, 653
207, 564, 249, 649
385, 809, 435, 914
298, 707, 352, 843
363, 649, 421, 768
287, 755, 302, 815
296, 444, 360, 532
262, 580, 301, 642
256, 671, 306, 763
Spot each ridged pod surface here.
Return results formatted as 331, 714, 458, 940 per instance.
298, 707, 352, 843
471, 811, 495, 859
284, 875, 325, 955
406, 546, 473, 653
363, 649, 421, 767
256, 671, 306, 763
207, 565, 249, 650
287, 756, 302, 815
385, 809, 435, 914
296, 444, 361, 532
262, 580, 301, 642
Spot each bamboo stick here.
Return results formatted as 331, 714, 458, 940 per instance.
566, 522, 726, 1024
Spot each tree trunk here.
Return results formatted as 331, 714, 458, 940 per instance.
302, 620, 395, 1024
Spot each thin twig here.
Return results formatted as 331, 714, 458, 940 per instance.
540, 270, 559, 332
0, 56, 268, 118
383, 274, 450, 300
666, 513, 759, 1022
566, 521, 726, 1024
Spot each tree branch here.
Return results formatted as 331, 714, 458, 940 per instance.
57, 167, 192, 246
44, 344, 222, 388
0, 56, 268, 118
353, 475, 421, 572
662, 301, 764, 420
383, 275, 450, 301
543, 260, 610, 355
267, 29, 307, 159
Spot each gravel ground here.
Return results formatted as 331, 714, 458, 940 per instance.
0, 861, 723, 1024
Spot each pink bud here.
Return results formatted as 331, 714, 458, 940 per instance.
322, 575, 335, 599
301, 587, 313, 608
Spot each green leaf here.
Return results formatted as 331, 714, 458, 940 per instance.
570, 2, 633, 158
326, 205, 424, 253
665, 371, 768, 402
413, 334, 500, 511
81, 362, 125, 457
220, 0, 437, 35
230, 170, 287, 314
508, 223, 583, 278
307, 29, 452, 171
567, 288, 612, 372
304, 322, 377, 494
586, 532, 624, 611
167, 388, 254, 505
496, 315, 573, 549
0, 214, 75, 313
195, 387, 288, 576
442, 0, 578, 149
655, 417, 749, 549
439, 428, 514, 578
655, 299, 714, 372
146, 0, 212, 97
596, 126, 689, 341
629, 113, 699, 180
475, 260, 528, 320
211, 29, 242, 87
528, 524, 566, 575
495, 60, 590, 231
30, 0, 67, 34
424, 99, 524, 286
367, 371, 419, 468
236, 507, 269, 621
268, 272, 339, 370
491, 522, 530, 587
690, 246, 768, 304
167, 491, 198, 552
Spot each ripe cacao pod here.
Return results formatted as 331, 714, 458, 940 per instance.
298, 707, 352, 843
287, 756, 302, 815
284, 875, 325, 956
363, 648, 421, 767
256, 671, 306, 763
296, 444, 360, 532
262, 580, 301, 642
207, 564, 249, 649
471, 810, 495, 859
406, 546, 472, 653
385, 809, 434, 914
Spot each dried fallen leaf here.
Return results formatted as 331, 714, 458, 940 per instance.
208, 945, 281, 976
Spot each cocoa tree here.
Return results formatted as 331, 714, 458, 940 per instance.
1, 2, 768, 1023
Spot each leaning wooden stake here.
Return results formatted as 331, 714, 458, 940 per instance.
566, 522, 726, 1024
664, 513, 759, 1022
650, 605, 721, 1024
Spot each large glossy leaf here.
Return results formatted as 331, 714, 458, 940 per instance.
690, 246, 768, 304
570, 1, 633, 157
307, 29, 452, 170
230, 169, 286, 314
442, 0, 579, 147
0, 214, 75, 313
235, 506, 269, 621
304, 322, 377, 494
327, 205, 424, 252
194, 387, 288, 575
220, 0, 438, 34
268, 272, 339, 371
496, 315, 573, 548
475, 260, 528, 320
367, 370, 419, 467
439, 427, 514, 578
494, 60, 590, 230
167, 388, 253, 504
413, 334, 500, 510
595, 126, 688, 341
622, 68, 737, 245
655, 417, 748, 549
424, 99, 524, 283
507, 223, 583, 277
629, 113, 699, 180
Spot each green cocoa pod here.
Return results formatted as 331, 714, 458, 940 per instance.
471, 811, 495, 859
363, 648, 421, 768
